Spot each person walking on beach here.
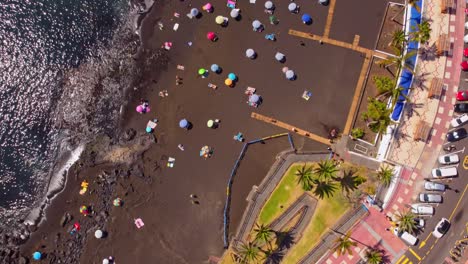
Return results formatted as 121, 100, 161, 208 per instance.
176, 75, 183, 85
190, 194, 199, 204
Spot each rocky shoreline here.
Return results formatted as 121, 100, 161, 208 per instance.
0, 0, 161, 262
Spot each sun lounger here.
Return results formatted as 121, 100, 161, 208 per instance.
245, 87, 256, 95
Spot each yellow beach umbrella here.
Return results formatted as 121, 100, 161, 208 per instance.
216, 16, 224, 25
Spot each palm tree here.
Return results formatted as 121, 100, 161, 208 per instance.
412, 20, 431, 44
233, 241, 262, 264
253, 224, 275, 249
390, 29, 406, 50
365, 248, 384, 264
361, 98, 393, 135
377, 165, 394, 187
333, 231, 358, 256
314, 160, 339, 181
295, 165, 313, 191
312, 179, 337, 199
373, 75, 396, 97
378, 47, 416, 77
396, 211, 417, 234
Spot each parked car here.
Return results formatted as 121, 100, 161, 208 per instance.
432, 218, 450, 238
411, 204, 435, 215
414, 218, 425, 228
393, 227, 418, 245
450, 114, 468, 127
454, 103, 468, 113
419, 193, 443, 203
424, 181, 446, 191
438, 154, 460, 165
456, 91, 468, 101
431, 167, 458, 178
446, 128, 467, 142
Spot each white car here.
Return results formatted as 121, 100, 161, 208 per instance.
438, 154, 460, 165
424, 181, 446, 191
414, 218, 425, 228
411, 204, 435, 215
393, 227, 418, 245
431, 167, 458, 178
432, 218, 450, 238
450, 113, 468, 127
419, 193, 443, 203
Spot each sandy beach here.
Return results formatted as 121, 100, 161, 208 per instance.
17, 0, 402, 263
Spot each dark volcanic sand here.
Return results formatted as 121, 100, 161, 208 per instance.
20, 0, 394, 263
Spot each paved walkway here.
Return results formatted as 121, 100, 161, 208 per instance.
320, 0, 465, 263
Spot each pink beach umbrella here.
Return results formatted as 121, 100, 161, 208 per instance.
464, 48, 468, 57
136, 105, 150, 113
203, 3, 213, 12
207, 32, 218, 41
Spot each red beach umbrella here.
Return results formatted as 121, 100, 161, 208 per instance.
462, 61, 468, 71
207, 32, 217, 41
464, 48, 468, 57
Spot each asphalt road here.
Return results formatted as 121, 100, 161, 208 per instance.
395, 122, 468, 264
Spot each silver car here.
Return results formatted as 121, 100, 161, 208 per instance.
424, 181, 446, 191
419, 193, 443, 203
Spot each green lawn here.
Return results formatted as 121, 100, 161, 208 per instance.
258, 164, 305, 225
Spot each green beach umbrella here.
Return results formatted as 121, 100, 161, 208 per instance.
198, 68, 206, 75
207, 120, 214, 128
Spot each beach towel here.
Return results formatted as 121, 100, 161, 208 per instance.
134, 218, 145, 229
227, 0, 236, 8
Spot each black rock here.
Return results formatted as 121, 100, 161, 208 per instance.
122, 128, 136, 142
27, 225, 37, 232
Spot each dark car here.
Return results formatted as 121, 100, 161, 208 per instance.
446, 128, 467, 142
454, 103, 468, 113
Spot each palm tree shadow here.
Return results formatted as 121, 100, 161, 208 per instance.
264, 250, 285, 264
275, 231, 295, 250
335, 169, 360, 195
418, 43, 438, 61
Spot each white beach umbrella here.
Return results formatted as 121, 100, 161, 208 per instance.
252, 20, 261, 29
288, 3, 297, 12
265, 1, 274, 9
318, 0, 328, 5
95, 230, 103, 239
464, 35, 468, 43
285, 70, 295, 79
275, 52, 285, 62
465, 21, 468, 29
230, 9, 240, 18
246, 48, 256, 58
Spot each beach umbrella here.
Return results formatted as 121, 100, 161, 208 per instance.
211, 64, 220, 72
265, 1, 274, 9
207, 32, 217, 41
179, 119, 188, 128
207, 119, 214, 128
225, 78, 233, 86
79, 205, 88, 214
286, 70, 295, 79
216, 16, 224, 25
288, 3, 297, 12
282, 67, 289, 73
146, 127, 152, 133
302, 14, 312, 24
275, 52, 285, 62
95, 230, 103, 239
228, 73, 237, 81
246, 48, 256, 58
464, 48, 468, 57
465, 34, 468, 43
113, 198, 122, 207
203, 3, 213, 12
230, 9, 239, 18
33, 252, 42, 260
190, 8, 199, 17
198, 68, 206, 76
252, 20, 261, 29
136, 105, 144, 113
461, 61, 468, 71
465, 21, 468, 29
319, 0, 329, 5
103, 259, 110, 264
249, 94, 260, 103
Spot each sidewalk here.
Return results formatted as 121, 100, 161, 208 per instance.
320, 0, 465, 263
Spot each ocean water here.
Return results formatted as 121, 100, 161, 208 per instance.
0, 0, 137, 225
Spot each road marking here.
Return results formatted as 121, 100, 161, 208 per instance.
343, 55, 371, 134
250, 112, 331, 145
448, 184, 468, 221
463, 155, 468, 170
409, 248, 421, 261
396, 254, 406, 264
419, 231, 433, 249
323, 0, 336, 38
402, 257, 410, 264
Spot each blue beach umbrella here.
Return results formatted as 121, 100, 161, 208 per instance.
228, 73, 237, 81
302, 14, 312, 25
33, 252, 42, 260
211, 64, 220, 73
190, 8, 199, 17
146, 127, 152, 133
179, 119, 188, 128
